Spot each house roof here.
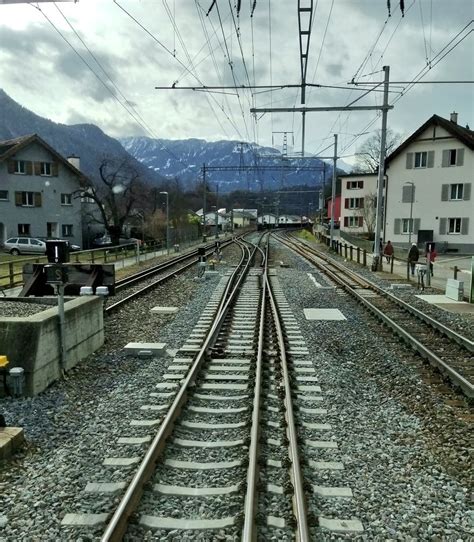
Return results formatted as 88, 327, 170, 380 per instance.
0, 133, 88, 182
338, 172, 378, 178
386, 114, 474, 164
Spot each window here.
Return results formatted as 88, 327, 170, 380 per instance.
449, 149, 457, 166
0, 190, 8, 201
448, 218, 461, 234
18, 224, 30, 235
21, 192, 34, 206
40, 162, 52, 176
61, 193, 72, 205
30, 239, 43, 246
414, 152, 427, 168
402, 218, 414, 234
14, 160, 26, 174
450, 184, 463, 200
344, 216, 363, 228
62, 224, 73, 237
17, 238, 29, 244
345, 197, 364, 209
347, 180, 364, 190
81, 194, 95, 204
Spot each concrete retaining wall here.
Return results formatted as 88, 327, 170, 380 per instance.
0, 296, 104, 395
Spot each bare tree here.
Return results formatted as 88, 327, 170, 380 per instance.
80, 158, 147, 245
361, 192, 377, 236
354, 129, 402, 173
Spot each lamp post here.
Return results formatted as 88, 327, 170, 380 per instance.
160, 191, 169, 254
404, 182, 415, 245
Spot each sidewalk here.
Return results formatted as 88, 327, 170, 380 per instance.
317, 229, 473, 310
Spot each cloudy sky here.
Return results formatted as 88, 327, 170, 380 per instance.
0, 0, 472, 163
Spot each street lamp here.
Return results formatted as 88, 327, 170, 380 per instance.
160, 191, 169, 254
404, 182, 415, 245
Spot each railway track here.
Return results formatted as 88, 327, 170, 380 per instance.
62, 233, 363, 540
106, 238, 235, 313
277, 231, 474, 399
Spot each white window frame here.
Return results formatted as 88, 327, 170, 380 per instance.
348, 197, 362, 209
14, 160, 26, 174
41, 162, 52, 176
62, 224, 73, 237
449, 183, 463, 201
347, 216, 360, 228
414, 152, 427, 168
18, 224, 30, 235
402, 218, 414, 234
61, 193, 73, 206
0, 190, 8, 201
22, 192, 34, 207
347, 180, 363, 190
448, 217, 461, 234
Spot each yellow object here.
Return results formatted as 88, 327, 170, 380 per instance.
0, 355, 9, 368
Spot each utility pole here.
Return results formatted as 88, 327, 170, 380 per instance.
373, 66, 390, 269
202, 163, 207, 242
330, 134, 338, 248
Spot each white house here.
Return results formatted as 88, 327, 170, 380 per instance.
384, 113, 473, 253
339, 173, 378, 234
257, 213, 278, 225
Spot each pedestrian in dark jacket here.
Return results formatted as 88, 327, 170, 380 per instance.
383, 240, 394, 263
427, 246, 437, 277
408, 243, 419, 275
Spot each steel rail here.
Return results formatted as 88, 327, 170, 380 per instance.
101, 241, 258, 541
280, 234, 474, 398
242, 237, 267, 540
293, 235, 474, 353
265, 252, 310, 541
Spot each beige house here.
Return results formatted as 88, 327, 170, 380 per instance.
339, 173, 378, 234
384, 113, 473, 252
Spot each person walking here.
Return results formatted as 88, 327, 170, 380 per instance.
383, 240, 394, 263
427, 245, 437, 277
408, 243, 419, 275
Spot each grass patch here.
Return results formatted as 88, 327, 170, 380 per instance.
296, 229, 315, 241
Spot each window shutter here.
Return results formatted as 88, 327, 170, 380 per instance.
439, 218, 447, 235
360, 181, 364, 188
34, 162, 41, 175
8, 160, 15, 174
34, 192, 42, 207
359, 197, 364, 208
427, 151, 434, 168
359, 216, 364, 227
457, 148, 464, 166
394, 219, 401, 234
441, 150, 449, 167
413, 218, 420, 234
15, 191, 22, 206
463, 183, 471, 201
52, 162, 59, 176
344, 198, 349, 209
25, 161, 33, 175
406, 153, 413, 169
346, 181, 350, 189
344, 216, 348, 227
461, 217, 469, 235
402, 185, 412, 203
441, 184, 449, 201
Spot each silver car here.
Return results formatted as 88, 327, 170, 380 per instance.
2, 237, 46, 256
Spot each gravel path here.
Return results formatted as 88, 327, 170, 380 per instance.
271, 235, 473, 541
0, 300, 56, 317
0, 243, 242, 541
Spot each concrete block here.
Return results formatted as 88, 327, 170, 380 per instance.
0, 427, 24, 459
150, 306, 179, 314
124, 342, 166, 356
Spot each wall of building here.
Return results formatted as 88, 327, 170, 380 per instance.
0, 141, 82, 246
385, 124, 473, 252
340, 174, 378, 234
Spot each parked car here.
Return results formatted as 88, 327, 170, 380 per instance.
37, 238, 81, 252
92, 234, 139, 248
2, 237, 46, 255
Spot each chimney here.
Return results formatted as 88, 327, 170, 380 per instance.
450, 111, 458, 124
67, 155, 80, 170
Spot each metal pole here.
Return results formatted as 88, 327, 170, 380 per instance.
202, 164, 207, 242
373, 65, 390, 268
57, 283, 66, 372
405, 181, 414, 246
166, 192, 169, 254
330, 134, 337, 248
302, 110, 306, 157
215, 184, 219, 239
